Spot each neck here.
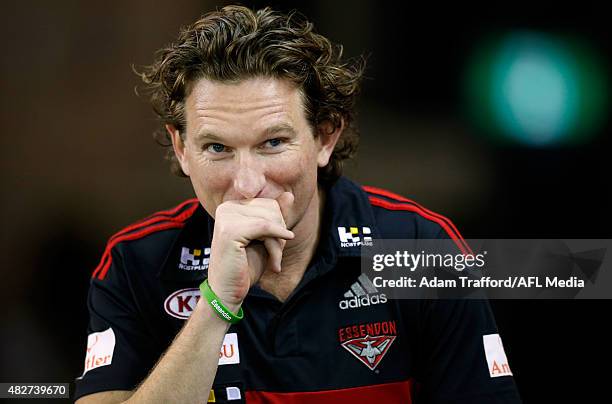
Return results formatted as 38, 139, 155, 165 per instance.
283, 186, 324, 269
257, 185, 325, 300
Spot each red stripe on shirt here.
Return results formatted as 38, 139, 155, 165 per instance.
108, 198, 199, 243
245, 380, 413, 404
364, 186, 471, 253
92, 201, 200, 280
368, 196, 472, 255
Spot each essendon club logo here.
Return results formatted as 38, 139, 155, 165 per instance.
338, 321, 397, 371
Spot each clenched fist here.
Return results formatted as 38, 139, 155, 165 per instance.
206, 192, 295, 310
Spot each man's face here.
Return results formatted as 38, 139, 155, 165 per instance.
170, 76, 337, 229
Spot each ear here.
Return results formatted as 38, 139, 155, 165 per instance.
316, 119, 344, 167
167, 124, 190, 176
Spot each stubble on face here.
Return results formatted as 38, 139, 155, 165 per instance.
179, 76, 324, 233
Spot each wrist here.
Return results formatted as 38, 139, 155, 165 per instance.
199, 279, 244, 324
206, 278, 244, 310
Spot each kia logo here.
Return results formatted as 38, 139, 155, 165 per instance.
164, 288, 201, 319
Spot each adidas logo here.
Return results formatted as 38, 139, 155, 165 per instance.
339, 274, 388, 310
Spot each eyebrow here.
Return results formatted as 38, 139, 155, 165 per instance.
195, 123, 297, 142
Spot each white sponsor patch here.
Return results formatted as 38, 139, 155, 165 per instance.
337, 226, 373, 247
483, 333, 513, 377
226, 386, 242, 400
82, 328, 116, 376
218, 333, 240, 365
178, 246, 211, 270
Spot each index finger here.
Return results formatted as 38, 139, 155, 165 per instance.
275, 192, 294, 227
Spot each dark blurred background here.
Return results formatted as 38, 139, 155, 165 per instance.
1, 1, 609, 403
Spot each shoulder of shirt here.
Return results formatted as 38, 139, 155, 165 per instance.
91, 199, 200, 280
361, 184, 470, 250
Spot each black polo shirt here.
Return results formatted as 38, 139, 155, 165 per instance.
75, 176, 521, 403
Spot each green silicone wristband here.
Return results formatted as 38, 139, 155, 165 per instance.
200, 279, 244, 324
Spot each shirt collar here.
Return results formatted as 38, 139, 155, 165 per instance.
319, 176, 381, 258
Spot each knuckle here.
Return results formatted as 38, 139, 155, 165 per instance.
259, 220, 270, 232
215, 202, 228, 217
258, 219, 272, 233
214, 223, 229, 239
269, 199, 280, 211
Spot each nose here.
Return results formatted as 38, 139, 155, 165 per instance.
233, 154, 266, 199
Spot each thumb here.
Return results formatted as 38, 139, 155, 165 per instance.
276, 192, 294, 227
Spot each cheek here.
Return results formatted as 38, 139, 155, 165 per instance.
266, 149, 316, 187
188, 163, 233, 210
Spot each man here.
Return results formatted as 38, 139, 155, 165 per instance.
75, 5, 521, 403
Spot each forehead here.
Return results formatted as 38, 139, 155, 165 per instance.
184, 77, 308, 129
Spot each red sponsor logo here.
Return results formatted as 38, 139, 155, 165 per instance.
338, 321, 397, 371
164, 288, 201, 319
86, 335, 99, 353
491, 360, 512, 376
218, 333, 240, 365
220, 343, 235, 359
338, 320, 397, 343
85, 352, 113, 371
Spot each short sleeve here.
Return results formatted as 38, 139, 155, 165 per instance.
407, 225, 522, 403
414, 298, 522, 403
74, 248, 159, 400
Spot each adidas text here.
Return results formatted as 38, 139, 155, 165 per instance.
339, 293, 387, 310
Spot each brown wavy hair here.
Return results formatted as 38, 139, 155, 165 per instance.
137, 5, 366, 185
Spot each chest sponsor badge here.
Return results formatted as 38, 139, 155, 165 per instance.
179, 246, 211, 271
337, 226, 373, 248
338, 321, 397, 370
164, 288, 201, 319
219, 332, 240, 366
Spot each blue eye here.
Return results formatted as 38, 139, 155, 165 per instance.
267, 138, 282, 147
207, 143, 226, 153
